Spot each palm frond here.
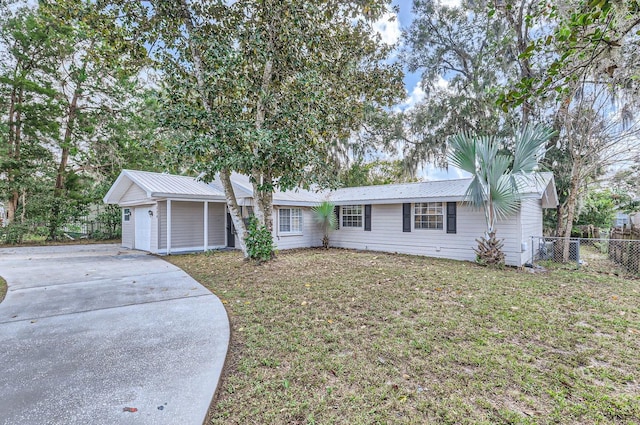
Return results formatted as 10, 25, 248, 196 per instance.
512, 124, 555, 173
464, 176, 487, 209
491, 174, 520, 219
447, 132, 477, 174
486, 153, 511, 190
312, 201, 336, 231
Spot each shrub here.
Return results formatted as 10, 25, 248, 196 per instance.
1, 223, 28, 245
245, 216, 275, 263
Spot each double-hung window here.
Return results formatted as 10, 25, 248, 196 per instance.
279, 208, 303, 233
341, 205, 363, 228
123, 208, 131, 222
414, 202, 443, 230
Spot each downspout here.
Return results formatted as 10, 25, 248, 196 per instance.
204, 201, 209, 251
167, 199, 172, 255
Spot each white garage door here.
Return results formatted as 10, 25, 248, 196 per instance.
134, 207, 151, 251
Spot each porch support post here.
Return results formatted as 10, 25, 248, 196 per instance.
203, 201, 208, 251
167, 199, 172, 255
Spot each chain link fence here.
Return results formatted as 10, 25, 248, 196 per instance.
531, 235, 640, 275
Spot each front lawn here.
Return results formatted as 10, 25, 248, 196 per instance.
168, 249, 640, 424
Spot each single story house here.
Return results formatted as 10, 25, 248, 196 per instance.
103, 170, 558, 266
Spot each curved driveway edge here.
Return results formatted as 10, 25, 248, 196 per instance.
0, 244, 229, 425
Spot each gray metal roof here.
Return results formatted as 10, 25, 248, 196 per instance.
105, 170, 557, 207
327, 178, 471, 204
104, 170, 226, 204
326, 172, 556, 205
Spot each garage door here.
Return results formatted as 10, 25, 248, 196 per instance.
135, 207, 151, 251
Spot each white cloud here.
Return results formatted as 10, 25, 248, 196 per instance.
373, 11, 401, 45
440, 0, 462, 7
435, 76, 449, 89
420, 164, 471, 181
397, 76, 450, 112
396, 83, 425, 112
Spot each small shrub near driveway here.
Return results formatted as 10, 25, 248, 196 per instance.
169, 249, 640, 425
0, 276, 7, 303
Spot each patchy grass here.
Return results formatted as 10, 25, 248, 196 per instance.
168, 249, 640, 425
0, 276, 6, 303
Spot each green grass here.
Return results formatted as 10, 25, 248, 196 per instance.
0, 276, 6, 303
168, 249, 640, 424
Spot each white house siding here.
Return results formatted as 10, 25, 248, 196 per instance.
329, 203, 525, 266
121, 208, 134, 249
208, 202, 226, 247
519, 198, 543, 265
120, 183, 147, 204
158, 201, 167, 250
149, 203, 159, 253
272, 207, 323, 250
170, 201, 205, 249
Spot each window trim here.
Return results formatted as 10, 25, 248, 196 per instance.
413, 202, 444, 230
279, 207, 303, 235
341, 205, 363, 228
123, 208, 131, 222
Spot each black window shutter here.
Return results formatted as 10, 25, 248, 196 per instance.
364, 204, 372, 231
334, 205, 340, 229
402, 203, 411, 232
446, 202, 457, 234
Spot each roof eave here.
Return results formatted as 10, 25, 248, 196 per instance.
328, 196, 467, 205
151, 192, 227, 201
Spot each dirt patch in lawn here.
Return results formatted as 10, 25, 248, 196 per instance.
168, 248, 640, 424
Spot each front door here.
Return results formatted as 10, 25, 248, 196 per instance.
226, 212, 235, 248
134, 207, 151, 251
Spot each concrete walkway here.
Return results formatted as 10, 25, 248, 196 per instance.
0, 244, 229, 425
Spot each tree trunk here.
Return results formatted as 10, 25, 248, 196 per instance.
55, 91, 80, 192
49, 90, 81, 240
556, 164, 581, 262
219, 169, 248, 257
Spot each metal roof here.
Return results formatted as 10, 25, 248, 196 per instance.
326, 172, 556, 206
105, 170, 557, 208
327, 178, 471, 204
103, 170, 226, 204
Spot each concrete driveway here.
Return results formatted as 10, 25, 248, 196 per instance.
0, 244, 229, 425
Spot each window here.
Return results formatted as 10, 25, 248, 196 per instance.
123, 208, 131, 222
342, 205, 363, 228
414, 202, 443, 229
279, 208, 302, 233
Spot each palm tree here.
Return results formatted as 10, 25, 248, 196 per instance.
447, 124, 555, 266
312, 201, 337, 249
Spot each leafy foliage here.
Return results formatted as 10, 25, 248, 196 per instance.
245, 216, 275, 263
398, 0, 522, 171
0, 2, 158, 242
499, 0, 640, 108
124, 0, 403, 259
339, 159, 418, 187
575, 190, 618, 229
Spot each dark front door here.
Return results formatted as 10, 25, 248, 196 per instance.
226, 213, 235, 248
